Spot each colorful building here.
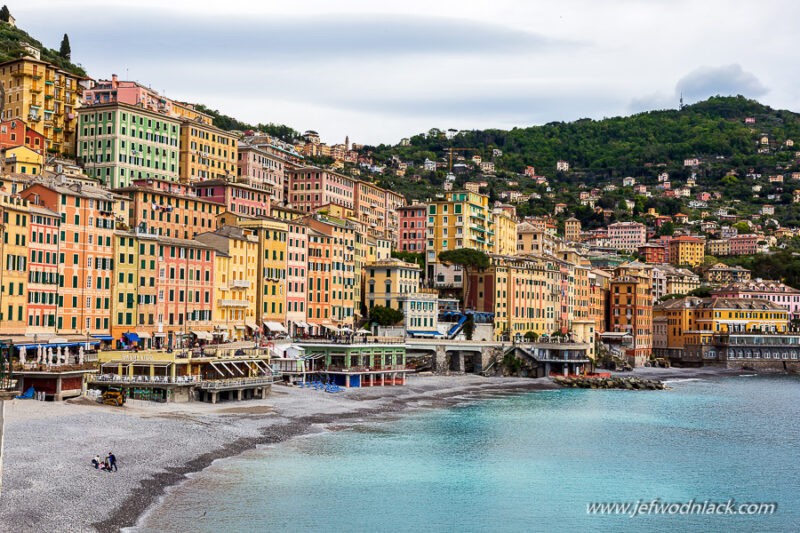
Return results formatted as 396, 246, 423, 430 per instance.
607, 221, 646, 253
564, 217, 581, 243
288, 167, 355, 213
115, 179, 224, 239
711, 280, 800, 319
77, 102, 182, 187
608, 266, 653, 366
2, 145, 43, 175
425, 191, 493, 287
0, 193, 30, 336
26, 204, 61, 336
0, 118, 46, 152
364, 258, 438, 333
669, 235, 705, 267
0, 56, 84, 155
397, 204, 427, 252
236, 142, 286, 204
22, 182, 125, 337
179, 120, 238, 183
638, 243, 666, 264
195, 226, 260, 341
193, 179, 272, 218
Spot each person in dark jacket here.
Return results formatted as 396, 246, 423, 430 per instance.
107, 452, 118, 472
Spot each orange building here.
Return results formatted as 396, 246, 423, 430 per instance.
22, 182, 126, 338
608, 271, 653, 367
669, 235, 705, 267
114, 179, 224, 239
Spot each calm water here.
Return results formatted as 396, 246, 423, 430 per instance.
134, 376, 800, 532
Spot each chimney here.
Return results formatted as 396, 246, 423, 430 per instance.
111, 74, 118, 87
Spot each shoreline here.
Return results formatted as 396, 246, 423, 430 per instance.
0, 368, 756, 532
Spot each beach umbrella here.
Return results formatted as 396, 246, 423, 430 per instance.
47, 347, 54, 366
78, 346, 85, 365
56, 346, 62, 365
37, 345, 43, 364
19, 346, 27, 365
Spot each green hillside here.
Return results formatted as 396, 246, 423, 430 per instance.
0, 16, 86, 76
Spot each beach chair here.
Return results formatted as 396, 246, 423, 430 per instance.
15, 386, 35, 399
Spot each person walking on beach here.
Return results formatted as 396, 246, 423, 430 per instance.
108, 452, 118, 472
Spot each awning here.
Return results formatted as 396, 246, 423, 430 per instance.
321, 324, 339, 333
234, 325, 246, 330
294, 321, 310, 329
124, 332, 141, 343
356, 329, 372, 335
137, 332, 152, 339
15, 341, 100, 350
92, 335, 114, 341
245, 322, 260, 331
153, 332, 167, 338
340, 327, 353, 334
191, 330, 213, 341
408, 331, 444, 337
264, 321, 288, 333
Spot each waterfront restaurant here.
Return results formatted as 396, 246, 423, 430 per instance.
296, 340, 410, 387
89, 346, 276, 403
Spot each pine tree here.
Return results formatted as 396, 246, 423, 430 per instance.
0, 6, 10, 23
59, 33, 71, 60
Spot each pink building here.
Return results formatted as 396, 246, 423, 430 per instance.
397, 204, 427, 252
288, 167, 355, 213
286, 218, 308, 336
607, 222, 647, 253
192, 179, 272, 218
712, 280, 800, 319
26, 204, 61, 335
729, 234, 758, 255
84, 74, 177, 116
236, 143, 285, 204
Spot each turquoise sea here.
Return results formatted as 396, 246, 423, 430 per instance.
135, 375, 800, 532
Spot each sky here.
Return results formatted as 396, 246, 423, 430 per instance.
14, 0, 800, 146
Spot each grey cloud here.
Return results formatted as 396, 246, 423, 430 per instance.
676, 64, 768, 101
22, 10, 577, 65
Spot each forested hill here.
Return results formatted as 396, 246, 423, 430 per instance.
367, 96, 800, 192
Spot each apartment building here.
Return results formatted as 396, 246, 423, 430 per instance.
607, 221, 646, 253
398, 204, 427, 252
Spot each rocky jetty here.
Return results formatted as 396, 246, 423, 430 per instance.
553, 375, 665, 390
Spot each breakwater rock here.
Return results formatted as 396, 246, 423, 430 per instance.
553, 375, 665, 390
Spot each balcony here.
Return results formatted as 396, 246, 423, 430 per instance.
219, 299, 249, 308
230, 279, 252, 289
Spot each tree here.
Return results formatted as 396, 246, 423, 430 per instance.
658, 221, 675, 237
524, 331, 539, 342
438, 249, 490, 307
0, 6, 9, 23
59, 33, 71, 60
462, 315, 475, 341
369, 306, 404, 327
689, 286, 712, 297
732, 221, 751, 234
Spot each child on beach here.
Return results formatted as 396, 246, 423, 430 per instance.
91, 455, 100, 469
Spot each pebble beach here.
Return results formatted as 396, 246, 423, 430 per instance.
0, 374, 560, 533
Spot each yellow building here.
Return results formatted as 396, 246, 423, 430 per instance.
653, 296, 789, 360
365, 258, 438, 331
179, 120, 238, 183
669, 236, 705, 267
0, 57, 83, 155
468, 254, 560, 340
564, 217, 581, 242
492, 209, 517, 256
2, 145, 43, 175
426, 191, 492, 287
238, 217, 288, 333
195, 226, 260, 340
0, 193, 30, 336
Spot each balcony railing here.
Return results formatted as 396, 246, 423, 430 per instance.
219, 299, 250, 308
230, 279, 252, 289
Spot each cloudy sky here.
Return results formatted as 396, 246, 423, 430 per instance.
15, 0, 799, 145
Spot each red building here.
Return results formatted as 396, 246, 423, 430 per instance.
729, 234, 758, 255
638, 243, 666, 264
397, 204, 427, 252
0, 119, 45, 152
